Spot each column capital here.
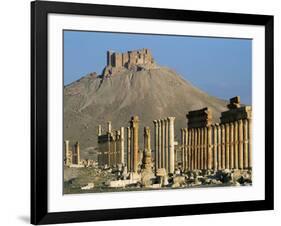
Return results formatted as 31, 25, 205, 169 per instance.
131, 115, 140, 123
167, 116, 175, 122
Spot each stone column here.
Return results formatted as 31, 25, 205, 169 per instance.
107, 121, 112, 133
98, 125, 102, 136
221, 124, 225, 169
200, 127, 204, 170
194, 128, 198, 170
248, 118, 252, 168
115, 134, 118, 165
161, 119, 165, 169
120, 127, 125, 165
204, 127, 208, 170
234, 121, 239, 169
127, 127, 131, 171
168, 117, 175, 173
64, 140, 70, 166
238, 119, 243, 169
153, 120, 159, 171
207, 126, 212, 170
158, 119, 162, 168
230, 122, 234, 169
197, 128, 201, 170
75, 141, 80, 165
243, 119, 249, 169
225, 123, 230, 169
191, 128, 194, 170
143, 127, 152, 169
108, 134, 111, 166
131, 116, 139, 173
185, 128, 189, 171
165, 119, 169, 172
144, 126, 151, 150
217, 124, 221, 170
213, 125, 217, 171
181, 128, 185, 170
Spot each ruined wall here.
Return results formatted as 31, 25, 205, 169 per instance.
97, 122, 125, 167
106, 48, 154, 68
64, 140, 81, 166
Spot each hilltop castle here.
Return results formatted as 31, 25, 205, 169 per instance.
102, 48, 156, 77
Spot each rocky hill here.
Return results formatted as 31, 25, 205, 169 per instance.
64, 49, 228, 159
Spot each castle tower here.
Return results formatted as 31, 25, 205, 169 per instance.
107, 50, 113, 66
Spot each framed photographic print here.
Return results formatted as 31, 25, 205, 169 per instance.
31, 0, 274, 224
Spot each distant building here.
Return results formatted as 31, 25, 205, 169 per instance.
103, 48, 156, 77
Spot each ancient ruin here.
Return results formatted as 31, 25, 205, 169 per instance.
129, 116, 140, 173
181, 96, 252, 171
96, 121, 125, 167
64, 140, 81, 167
102, 48, 156, 77
153, 117, 176, 174
64, 96, 252, 193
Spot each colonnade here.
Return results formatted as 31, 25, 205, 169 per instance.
181, 119, 252, 171
153, 117, 175, 174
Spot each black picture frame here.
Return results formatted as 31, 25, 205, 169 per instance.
31, 0, 274, 224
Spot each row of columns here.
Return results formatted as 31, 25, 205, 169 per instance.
181, 118, 252, 171
153, 117, 175, 174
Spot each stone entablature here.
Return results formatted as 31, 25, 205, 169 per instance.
186, 107, 213, 128
181, 96, 252, 171
220, 96, 252, 124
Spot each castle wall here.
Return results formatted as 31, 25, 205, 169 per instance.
106, 48, 154, 69
114, 53, 122, 68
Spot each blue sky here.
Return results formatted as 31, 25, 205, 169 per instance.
64, 30, 252, 104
